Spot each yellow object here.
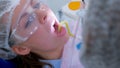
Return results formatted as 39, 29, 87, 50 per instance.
59, 21, 74, 37
68, 1, 81, 10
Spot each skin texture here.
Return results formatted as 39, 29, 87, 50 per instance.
10, 0, 69, 60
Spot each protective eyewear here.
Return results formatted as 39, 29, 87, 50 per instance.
10, 0, 45, 44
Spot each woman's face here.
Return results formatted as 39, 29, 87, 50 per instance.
11, 0, 69, 54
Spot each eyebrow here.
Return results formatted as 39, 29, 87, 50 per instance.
21, 12, 28, 19
20, 0, 33, 20
19, 12, 29, 28
19, 0, 33, 24
19, 12, 28, 24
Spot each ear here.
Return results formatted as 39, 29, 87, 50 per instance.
12, 45, 31, 55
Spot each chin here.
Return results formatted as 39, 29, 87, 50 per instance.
62, 35, 70, 45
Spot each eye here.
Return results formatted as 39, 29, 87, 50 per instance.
25, 17, 33, 28
25, 14, 35, 28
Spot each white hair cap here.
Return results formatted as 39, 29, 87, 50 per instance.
0, 0, 20, 59
0, 0, 20, 17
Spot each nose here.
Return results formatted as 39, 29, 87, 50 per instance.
35, 4, 50, 24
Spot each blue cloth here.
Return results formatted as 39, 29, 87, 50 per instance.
0, 58, 61, 68
0, 58, 16, 68
39, 59, 61, 68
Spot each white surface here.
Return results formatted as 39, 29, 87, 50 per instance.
44, 0, 70, 13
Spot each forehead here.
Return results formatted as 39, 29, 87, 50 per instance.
11, 0, 30, 29
11, 0, 43, 30
11, 0, 41, 29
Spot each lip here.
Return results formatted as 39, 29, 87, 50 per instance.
53, 21, 67, 37
47, 17, 67, 37
57, 26, 67, 37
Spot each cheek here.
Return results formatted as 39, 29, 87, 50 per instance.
26, 34, 51, 51
27, 36, 57, 52
27, 26, 52, 44
29, 27, 48, 42
25, 25, 69, 51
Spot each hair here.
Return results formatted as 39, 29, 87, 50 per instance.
0, 16, 17, 59
8, 36, 16, 47
10, 52, 54, 68
8, 24, 54, 68
0, 0, 21, 59
0, 0, 54, 68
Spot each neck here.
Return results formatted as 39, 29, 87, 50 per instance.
35, 46, 64, 60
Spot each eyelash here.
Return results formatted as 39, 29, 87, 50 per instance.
24, 3, 40, 28
25, 14, 35, 28
25, 17, 32, 28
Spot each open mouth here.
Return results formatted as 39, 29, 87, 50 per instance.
52, 21, 67, 36
53, 21, 59, 33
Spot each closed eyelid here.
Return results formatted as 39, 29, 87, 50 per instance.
21, 13, 28, 19
18, 1, 40, 28
19, 5, 33, 22
25, 17, 32, 28
24, 13, 36, 28
18, 12, 28, 26
18, 12, 30, 28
